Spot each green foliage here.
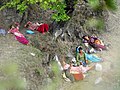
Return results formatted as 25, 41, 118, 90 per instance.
87, 0, 117, 31
35, 67, 44, 75
86, 18, 105, 31
17, 3, 28, 14
3, 63, 18, 75
88, 0, 100, 10
0, 63, 26, 90
45, 61, 62, 90
51, 61, 61, 75
104, 0, 117, 11
88, 0, 117, 11
0, 0, 70, 21
50, 2, 70, 21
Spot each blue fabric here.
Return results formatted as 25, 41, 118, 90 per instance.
85, 53, 102, 62
76, 47, 79, 53
0, 29, 6, 36
26, 30, 35, 34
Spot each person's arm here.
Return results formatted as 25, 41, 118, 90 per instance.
76, 52, 80, 65
84, 43, 89, 47
83, 52, 87, 64
99, 39, 104, 46
83, 39, 89, 47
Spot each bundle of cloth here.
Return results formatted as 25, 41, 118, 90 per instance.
82, 35, 107, 51
0, 27, 6, 36
24, 21, 49, 34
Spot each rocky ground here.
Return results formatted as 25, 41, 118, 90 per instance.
60, 0, 120, 90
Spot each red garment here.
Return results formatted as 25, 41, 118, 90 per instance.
15, 35, 29, 45
8, 27, 29, 45
37, 24, 49, 34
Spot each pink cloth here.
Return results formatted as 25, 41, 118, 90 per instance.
63, 64, 70, 70
8, 27, 29, 45
70, 65, 90, 74
70, 66, 81, 74
28, 23, 38, 30
63, 64, 89, 74
15, 35, 29, 45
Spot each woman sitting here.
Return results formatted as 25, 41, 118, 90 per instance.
76, 46, 103, 63
76, 46, 88, 66
8, 22, 29, 45
24, 21, 49, 34
61, 56, 94, 82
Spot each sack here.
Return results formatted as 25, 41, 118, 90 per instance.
95, 63, 102, 71
73, 73, 84, 80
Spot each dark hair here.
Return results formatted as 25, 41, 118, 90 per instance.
82, 35, 87, 39
79, 47, 82, 51
82, 35, 90, 40
9, 22, 18, 29
76, 46, 83, 53
24, 24, 29, 28
9, 24, 13, 29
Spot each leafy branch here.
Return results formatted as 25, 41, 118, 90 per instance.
0, 0, 70, 21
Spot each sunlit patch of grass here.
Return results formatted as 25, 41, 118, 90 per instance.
105, 0, 117, 11
88, 0, 100, 10
0, 63, 26, 90
44, 61, 62, 90
86, 18, 105, 32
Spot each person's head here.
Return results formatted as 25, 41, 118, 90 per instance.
9, 22, 19, 29
25, 21, 32, 28
82, 35, 89, 40
79, 46, 83, 53
9, 24, 15, 29
76, 46, 83, 53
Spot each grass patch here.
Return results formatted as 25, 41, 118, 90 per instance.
44, 61, 62, 90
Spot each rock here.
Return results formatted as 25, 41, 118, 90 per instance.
67, 52, 74, 58
95, 63, 102, 71
30, 53, 36, 56
54, 29, 63, 39
95, 77, 103, 85
54, 55, 63, 71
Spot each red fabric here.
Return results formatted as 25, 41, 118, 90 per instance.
8, 27, 20, 34
15, 36, 29, 45
70, 66, 84, 80
8, 27, 29, 45
73, 73, 84, 80
37, 24, 49, 34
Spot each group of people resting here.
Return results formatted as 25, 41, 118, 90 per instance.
7, 21, 107, 82
7, 21, 49, 45
61, 35, 107, 82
